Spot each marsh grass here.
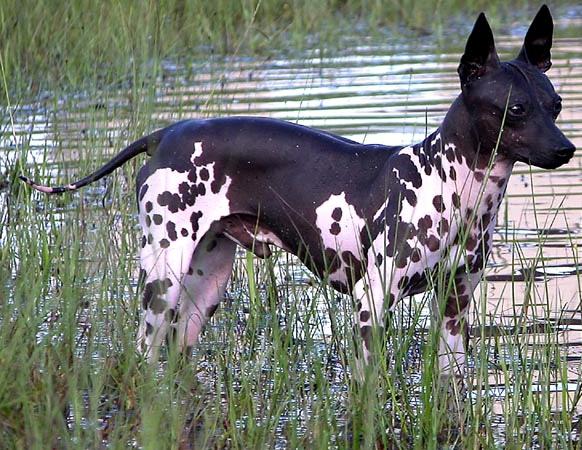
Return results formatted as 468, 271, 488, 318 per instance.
1, 2, 582, 448
0, 0, 543, 101
4, 134, 581, 448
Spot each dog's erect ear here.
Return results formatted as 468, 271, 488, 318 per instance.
516, 4, 553, 72
458, 13, 500, 86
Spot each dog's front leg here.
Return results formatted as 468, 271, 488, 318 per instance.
352, 275, 395, 380
432, 271, 481, 383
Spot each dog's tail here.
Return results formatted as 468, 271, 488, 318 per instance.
19, 128, 166, 194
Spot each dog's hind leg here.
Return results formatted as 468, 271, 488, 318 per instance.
170, 232, 236, 352
137, 232, 198, 361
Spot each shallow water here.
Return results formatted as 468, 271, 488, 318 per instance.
2, 4, 582, 446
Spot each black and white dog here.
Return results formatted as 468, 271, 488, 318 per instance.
21, 5, 575, 380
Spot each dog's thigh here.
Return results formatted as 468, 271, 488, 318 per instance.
174, 233, 236, 351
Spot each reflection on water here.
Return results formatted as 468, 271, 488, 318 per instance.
2, 5, 582, 445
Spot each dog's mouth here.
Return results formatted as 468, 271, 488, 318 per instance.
512, 146, 576, 170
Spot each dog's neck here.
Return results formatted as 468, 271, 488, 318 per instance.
438, 95, 515, 178
395, 95, 516, 228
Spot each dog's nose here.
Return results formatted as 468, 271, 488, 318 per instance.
556, 144, 576, 160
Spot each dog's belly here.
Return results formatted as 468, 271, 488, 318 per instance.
216, 207, 368, 293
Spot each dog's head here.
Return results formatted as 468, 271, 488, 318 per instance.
457, 5, 575, 169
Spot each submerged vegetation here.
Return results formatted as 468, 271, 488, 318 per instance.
1, 0, 582, 448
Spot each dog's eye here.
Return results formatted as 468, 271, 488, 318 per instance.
509, 103, 526, 117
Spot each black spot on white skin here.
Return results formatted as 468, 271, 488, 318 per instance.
406, 191, 418, 206
410, 247, 421, 262
146, 322, 153, 336
455, 150, 463, 164
417, 215, 433, 243
434, 155, 447, 181
452, 192, 461, 208
147, 234, 154, 244
157, 191, 183, 213
360, 325, 372, 351
166, 222, 178, 241
330, 222, 341, 235
342, 250, 365, 277
145, 201, 153, 213
398, 276, 409, 289
364, 143, 437, 264
145, 216, 152, 227
445, 291, 470, 318
199, 168, 210, 181
437, 218, 449, 236
324, 248, 342, 273
433, 195, 445, 213
179, 182, 199, 207
331, 207, 342, 221
445, 319, 464, 336
190, 211, 202, 233
143, 278, 173, 313
141, 236, 147, 248
394, 249, 409, 269
376, 253, 383, 266
178, 182, 189, 195
159, 239, 170, 248
181, 228, 189, 237
210, 171, 227, 194
426, 235, 440, 252
360, 310, 371, 322
405, 271, 429, 296
153, 214, 163, 225
485, 194, 494, 210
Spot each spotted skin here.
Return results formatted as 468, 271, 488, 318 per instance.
20, 7, 575, 385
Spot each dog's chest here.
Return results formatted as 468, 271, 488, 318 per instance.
312, 137, 512, 291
